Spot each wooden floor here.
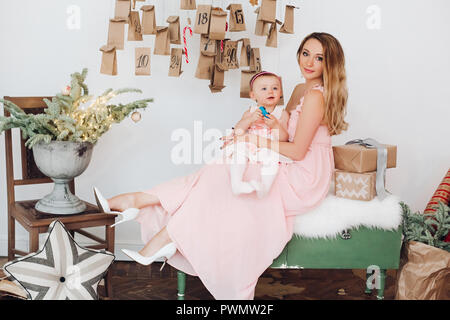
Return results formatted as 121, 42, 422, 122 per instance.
1, 257, 398, 300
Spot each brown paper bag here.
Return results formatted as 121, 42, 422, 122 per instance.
195, 53, 215, 80
154, 26, 171, 55
227, 4, 246, 32
209, 62, 227, 93
135, 47, 151, 75
395, 241, 450, 300
278, 75, 284, 105
239, 38, 251, 67
180, 0, 196, 10
254, 7, 270, 36
107, 18, 127, 50
100, 45, 117, 76
128, 11, 143, 41
266, 20, 282, 48
249, 48, 262, 72
240, 69, 258, 98
194, 5, 211, 34
141, 5, 156, 35
115, 0, 131, 21
132, 0, 145, 10
280, 5, 296, 34
169, 48, 183, 77
223, 40, 239, 70
209, 8, 228, 40
200, 35, 217, 56
167, 16, 181, 44
259, 0, 276, 22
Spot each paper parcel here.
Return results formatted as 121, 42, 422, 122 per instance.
280, 5, 297, 34
200, 34, 217, 56
135, 47, 151, 76
169, 48, 183, 77
195, 52, 215, 80
107, 18, 127, 50
227, 4, 246, 32
128, 10, 143, 41
254, 7, 270, 36
266, 19, 282, 48
240, 69, 257, 98
334, 170, 379, 201
249, 48, 262, 72
239, 38, 251, 67
209, 62, 227, 93
180, 0, 197, 10
154, 26, 171, 55
100, 45, 118, 76
259, 0, 276, 22
194, 5, 212, 34
114, 0, 131, 21
209, 8, 228, 40
167, 16, 181, 44
141, 5, 156, 35
333, 144, 397, 173
222, 40, 239, 69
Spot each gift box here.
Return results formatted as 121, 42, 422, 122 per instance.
333, 143, 397, 173
334, 170, 381, 201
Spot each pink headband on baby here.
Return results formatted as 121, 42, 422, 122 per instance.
249, 71, 281, 90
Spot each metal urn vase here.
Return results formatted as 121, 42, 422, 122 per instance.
32, 141, 94, 215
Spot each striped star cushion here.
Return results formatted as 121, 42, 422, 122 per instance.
3, 220, 115, 300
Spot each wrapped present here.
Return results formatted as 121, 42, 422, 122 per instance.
333, 142, 397, 173
334, 170, 381, 201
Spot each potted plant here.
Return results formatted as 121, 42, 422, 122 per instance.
395, 201, 450, 299
0, 68, 153, 214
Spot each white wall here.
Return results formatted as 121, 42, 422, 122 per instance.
1, 0, 449, 258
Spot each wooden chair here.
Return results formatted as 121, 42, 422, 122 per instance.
3, 96, 117, 298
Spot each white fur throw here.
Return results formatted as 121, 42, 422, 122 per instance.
293, 194, 403, 239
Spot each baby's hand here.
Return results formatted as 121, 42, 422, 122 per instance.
263, 114, 280, 129
250, 109, 264, 123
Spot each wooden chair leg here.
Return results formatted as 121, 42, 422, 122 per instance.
7, 214, 15, 261
105, 225, 115, 298
29, 229, 39, 253
177, 271, 186, 300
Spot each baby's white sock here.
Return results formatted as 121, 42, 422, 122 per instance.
256, 162, 279, 198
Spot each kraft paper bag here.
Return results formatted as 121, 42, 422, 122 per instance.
209, 62, 227, 93
395, 241, 450, 300
194, 5, 211, 34
223, 40, 239, 69
254, 7, 270, 36
239, 38, 251, 67
209, 8, 228, 40
132, 0, 145, 10
167, 16, 181, 44
100, 45, 117, 76
200, 34, 217, 56
135, 47, 151, 75
128, 11, 143, 41
169, 48, 183, 77
107, 18, 127, 50
280, 5, 296, 34
195, 53, 215, 80
115, 0, 131, 21
259, 0, 276, 22
227, 4, 246, 32
240, 69, 257, 98
141, 5, 156, 35
249, 48, 262, 72
266, 20, 282, 48
154, 26, 171, 55
180, 0, 196, 10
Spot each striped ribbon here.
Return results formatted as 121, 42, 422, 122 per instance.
220, 22, 229, 52
183, 26, 193, 63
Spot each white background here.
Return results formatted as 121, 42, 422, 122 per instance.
0, 0, 449, 258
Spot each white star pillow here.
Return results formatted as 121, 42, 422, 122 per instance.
3, 220, 114, 300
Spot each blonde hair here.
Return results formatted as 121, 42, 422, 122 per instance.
296, 32, 349, 136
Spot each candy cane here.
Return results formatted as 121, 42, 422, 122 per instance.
220, 22, 229, 52
183, 26, 193, 63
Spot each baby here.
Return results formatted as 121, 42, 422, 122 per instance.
222, 71, 292, 198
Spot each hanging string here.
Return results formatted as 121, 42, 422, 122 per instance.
183, 26, 193, 63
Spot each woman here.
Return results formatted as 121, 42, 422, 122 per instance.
100, 32, 349, 299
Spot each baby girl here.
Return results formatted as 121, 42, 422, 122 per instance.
221, 71, 292, 198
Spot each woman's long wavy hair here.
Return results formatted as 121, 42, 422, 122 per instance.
296, 32, 349, 136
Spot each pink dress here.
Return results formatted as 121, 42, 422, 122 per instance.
136, 84, 334, 299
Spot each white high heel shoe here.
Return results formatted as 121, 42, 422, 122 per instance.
122, 243, 177, 271
93, 187, 140, 227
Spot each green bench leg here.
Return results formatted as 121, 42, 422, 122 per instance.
177, 271, 186, 300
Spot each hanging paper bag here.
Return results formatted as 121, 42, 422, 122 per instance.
259, 0, 276, 22
180, 0, 196, 10
249, 48, 262, 72
107, 18, 127, 50
128, 11, 143, 41
194, 5, 212, 34
239, 38, 251, 67
100, 45, 118, 76
209, 8, 227, 40
154, 26, 171, 55
227, 4, 246, 32
141, 5, 156, 35
223, 40, 239, 69
169, 48, 183, 77
167, 16, 181, 44
254, 7, 269, 36
114, 0, 131, 21
209, 62, 227, 93
132, 0, 145, 10
278, 76, 284, 105
200, 35, 217, 56
195, 53, 215, 80
240, 69, 258, 98
266, 20, 282, 48
135, 47, 151, 75
280, 5, 297, 34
